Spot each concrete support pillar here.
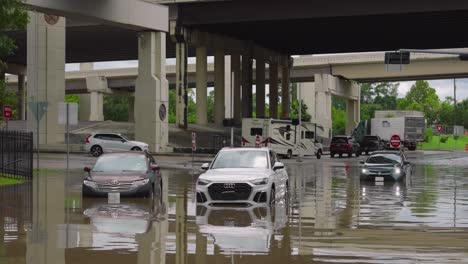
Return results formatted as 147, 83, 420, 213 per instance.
128, 96, 135, 123
224, 55, 232, 119
269, 62, 279, 119
175, 41, 188, 129
346, 99, 360, 134
256, 56, 266, 118
214, 46, 225, 126
17, 75, 26, 120
78, 94, 90, 121
242, 54, 253, 118
135, 31, 170, 153
298, 82, 316, 122
175, 189, 187, 264
281, 59, 291, 119
314, 74, 333, 138
88, 92, 104, 121
231, 53, 242, 124
196, 46, 208, 125
26, 11, 65, 145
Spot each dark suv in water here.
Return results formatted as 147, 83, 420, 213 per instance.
330, 136, 360, 158
361, 135, 385, 155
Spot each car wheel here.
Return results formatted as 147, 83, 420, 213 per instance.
365, 151, 369, 155
91, 145, 103, 157
331, 152, 335, 158
286, 150, 292, 159
356, 151, 360, 157
316, 150, 322, 159
269, 187, 276, 205
131, 147, 142, 151
348, 152, 352, 157
146, 184, 154, 199
339, 153, 342, 158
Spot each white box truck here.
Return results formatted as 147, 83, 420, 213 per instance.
241, 118, 324, 159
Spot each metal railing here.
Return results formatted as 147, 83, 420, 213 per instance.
0, 130, 33, 179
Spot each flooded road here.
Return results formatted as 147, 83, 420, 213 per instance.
1, 151, 468, 263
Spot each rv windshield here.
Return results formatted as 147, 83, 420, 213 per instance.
211, 150, 268, 169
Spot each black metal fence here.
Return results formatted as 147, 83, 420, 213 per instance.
0, 130, 33, 179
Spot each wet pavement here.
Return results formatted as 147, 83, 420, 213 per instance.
1, 151, 468, 263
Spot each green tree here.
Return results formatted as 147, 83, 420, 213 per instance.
103, 95, 128, 121
0, 0, 28, 120
398, 80, 440, 125
290, 100, 311, 122
360, 82, 399, 119
332, 106, 346, 136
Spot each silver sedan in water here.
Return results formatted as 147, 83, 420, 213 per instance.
360, 151, 411, 182
196, 148, 289, 206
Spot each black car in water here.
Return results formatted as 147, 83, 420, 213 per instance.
361, 135, 385, 155
330, 136, 360, 158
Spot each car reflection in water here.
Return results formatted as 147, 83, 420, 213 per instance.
81, 197, 165, 250
196, 202, 287, 254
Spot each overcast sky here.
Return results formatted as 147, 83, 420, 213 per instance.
66, 59, 468, 102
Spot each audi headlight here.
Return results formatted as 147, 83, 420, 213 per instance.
197, 179, 211, 186
361, 168, 369, 174
393, 167, 401, 174
134, 179, 150, 186
83, 179, 96, 188
251, 178, 269, 185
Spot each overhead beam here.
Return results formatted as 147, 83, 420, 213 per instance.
24, 0, 168, 32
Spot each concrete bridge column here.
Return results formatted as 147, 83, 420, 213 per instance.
175, 41, 188, 129
242, 54, 253, 118
298, 82, 316, 122
232, 52, 242, 124
256, 55, 266, 118
269, 62, 279, 119
135, 31, 170, 153
195, 46, 208, 125
346, 98, 360, 134
17, 75, 26, 120
88, 92, 104, 121
78, 94, 90, 121
314, 74, 333, 138
26, 11, 65, 145
281, 57, 291, 119
128, 96, 135, 122
214, 45, 225, 126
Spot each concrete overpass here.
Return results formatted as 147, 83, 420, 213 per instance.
6, 0, 468, 151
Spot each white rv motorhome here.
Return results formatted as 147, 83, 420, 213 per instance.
241, 118, 324, 159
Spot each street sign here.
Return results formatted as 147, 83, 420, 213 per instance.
191, 132, 196, 151
390, 134, 401, 148
436, 125, 443, 132
58, 102, 78, 125
28, 101, 48, 121
3, 106, 12, 119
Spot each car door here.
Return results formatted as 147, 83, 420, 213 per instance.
270, 151, 286, 196
104, 134, 125, 152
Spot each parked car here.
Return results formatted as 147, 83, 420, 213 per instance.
85, 133, 149, 157
82, 152, 161, 197
330, 136, 360, 158
361, 135, 385, 155
196, 148, 289, 206
360, 150, 411, 182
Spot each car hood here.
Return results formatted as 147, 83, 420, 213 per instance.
89, 171, 147, 183
199, 168, 271, 182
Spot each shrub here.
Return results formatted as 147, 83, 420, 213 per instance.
424, 128, 433, 142
440, 135, 449, 143
454, 135, 460, 140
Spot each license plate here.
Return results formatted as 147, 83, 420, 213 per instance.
108, 192, 120, 204
375, 181, 384, 186
375, 176, 384, 182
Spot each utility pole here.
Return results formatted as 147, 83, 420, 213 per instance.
454, 78, 457, 126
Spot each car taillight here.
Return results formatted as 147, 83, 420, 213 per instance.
241, 137, 248, 146
345, 143, 350, 148
85, 136, 90, 143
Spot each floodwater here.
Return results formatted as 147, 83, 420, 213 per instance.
1, 151, 468, 263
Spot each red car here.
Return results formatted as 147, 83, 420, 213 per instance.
82, 152, 161, 198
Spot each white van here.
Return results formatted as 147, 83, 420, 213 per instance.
241, 118, 324, 159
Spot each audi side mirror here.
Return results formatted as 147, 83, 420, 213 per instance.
273, 162, 285, 171
201, 163, 210, 171
151, 164, 160, 172
84, 166, 91, 172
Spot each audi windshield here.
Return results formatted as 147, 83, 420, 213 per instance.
366, 154, 401, 164
211, 150, 268, 169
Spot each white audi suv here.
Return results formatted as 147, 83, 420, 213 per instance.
196, 148, 289, 206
